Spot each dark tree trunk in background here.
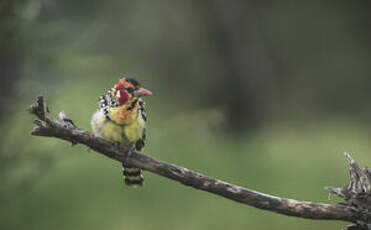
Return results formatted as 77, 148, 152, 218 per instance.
209, 0, 276, 132
0, 1, 26, 117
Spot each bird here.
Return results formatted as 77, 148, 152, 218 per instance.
91, 77, 152, 186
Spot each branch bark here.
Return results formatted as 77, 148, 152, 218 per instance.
29, 96, 371, 229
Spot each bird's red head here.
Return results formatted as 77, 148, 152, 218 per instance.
112, 77, 152, 105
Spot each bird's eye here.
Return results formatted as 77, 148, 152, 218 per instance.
125, 88, 135, 94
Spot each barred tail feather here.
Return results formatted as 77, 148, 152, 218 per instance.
122, 163, 144, 186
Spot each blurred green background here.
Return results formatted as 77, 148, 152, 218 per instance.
1, 1, 371, 229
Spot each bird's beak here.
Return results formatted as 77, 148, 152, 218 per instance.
134, 87, 152, 97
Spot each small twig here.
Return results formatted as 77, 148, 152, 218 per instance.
29, 96, 371, 229
59, 111, 76, 127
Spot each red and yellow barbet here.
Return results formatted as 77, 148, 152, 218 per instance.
91, 77, 152, 186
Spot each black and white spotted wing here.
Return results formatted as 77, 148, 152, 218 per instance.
98, 89, 118, 120
135, 99, 147, 151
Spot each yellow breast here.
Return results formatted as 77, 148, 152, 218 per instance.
91, 106, 145, 146
91, 110, 127, 143
123, 114, 145, 143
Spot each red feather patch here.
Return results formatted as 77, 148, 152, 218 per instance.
118, 89, 130, 105
114, 79, 125, 91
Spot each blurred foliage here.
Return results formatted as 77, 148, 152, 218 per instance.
1, 0, 371, 229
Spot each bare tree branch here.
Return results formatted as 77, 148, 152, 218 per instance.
29, 96, 371, 229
